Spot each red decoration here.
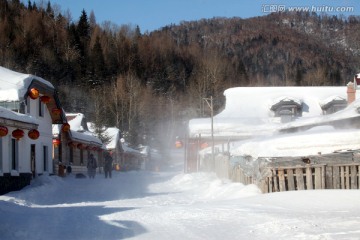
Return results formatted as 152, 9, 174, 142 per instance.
29, 88, 39, 99
77, 143, 83, 149
86, 146, 91, 151
28, 129, 40, 140
12, 129, 24, 140
52, 108, 62, 115
52, 139, 61, 147
40, 95, 51, 104
62, 123, 70, 132
68, 141, 76, 148
0, 126, 8, 137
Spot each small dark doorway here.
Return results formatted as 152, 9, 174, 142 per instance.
31, 144, 36, 178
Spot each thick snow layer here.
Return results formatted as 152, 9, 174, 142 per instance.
189, 86, 357, 138
219, 86, 348, 118
0, 66, 54, 101
103, 127, 121, 150
230, 127, 360, 158
0, 106, 39, 125
1, 149, 360, 240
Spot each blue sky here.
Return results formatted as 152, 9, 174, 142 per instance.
41, 0, 360, 33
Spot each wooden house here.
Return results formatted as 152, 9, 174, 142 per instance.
187, 85, 358, 172
90, 125, 143, 171
53, 113, 104, 175
101, 127, 124, 169
188, 77, 360, 192
0, 66, 66, 194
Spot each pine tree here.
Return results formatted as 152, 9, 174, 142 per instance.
46, 1, 54, 18
77, 9, 90, 40
76, 9, 91, 82
89, 36, 106, 85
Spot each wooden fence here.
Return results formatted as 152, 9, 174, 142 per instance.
214, 151, 360, 193
229, 164, 253, 185
263, 163, 360, 193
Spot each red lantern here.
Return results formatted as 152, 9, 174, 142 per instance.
86, 146, 91, 151
92, 146, 98, 151
52, 108, 62, 115
40, 95, 51, 104
29, 88, 39, 99
68, 141, 76, 148
28, 129, 40, 140
77, 143, 83, 149
12, 129, 24, 140
62, 123, 70, 132
0, 126, 8, 137
52, 139, 61, 147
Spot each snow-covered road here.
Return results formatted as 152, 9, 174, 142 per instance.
1, 149, 360, 240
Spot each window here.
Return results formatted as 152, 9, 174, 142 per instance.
43, 146, 48, 172
11, 139, 19, 171
39, 98, 44, 117
80, 149, 84, 165
321, 98, 347, 115
70, 147, 73, 163
270, 97, 302, 123
27, 98, 31, 114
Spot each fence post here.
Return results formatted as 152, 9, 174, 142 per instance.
306, 166, 313, 190
287, 169, 295, 191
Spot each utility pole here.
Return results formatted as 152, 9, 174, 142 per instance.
203, 96, 214, 170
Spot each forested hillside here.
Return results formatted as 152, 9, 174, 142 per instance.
1, 0, 359, 146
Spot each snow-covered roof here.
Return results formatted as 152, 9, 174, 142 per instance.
0, 66, 54, 101
270, 96, 302, 108
53, 113, 103, 146
197, 100, 360, 159
219, 86, 349, 118
189, 86, 354, 139
69, 129, 103, 146
229, 126, 360, 159
280, 99, 360, 131
67, 113, 88, 132
103, 127, 121, 150
319, 95, 346, 107
194, 88, 360, 159
122, 143, 142, 154
87, 124, 140, 153
0, 106, 39, 125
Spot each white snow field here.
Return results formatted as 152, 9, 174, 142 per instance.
1, 149, 360, 240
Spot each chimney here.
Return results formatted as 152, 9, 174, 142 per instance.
347, 81, 356, 105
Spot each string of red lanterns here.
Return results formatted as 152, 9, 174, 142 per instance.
0, 126, 42, 140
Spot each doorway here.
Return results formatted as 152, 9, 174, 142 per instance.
31, 144, 36, 178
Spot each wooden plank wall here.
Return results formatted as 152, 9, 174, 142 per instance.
262, 163, 360, 193
226, 152, 360, 193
